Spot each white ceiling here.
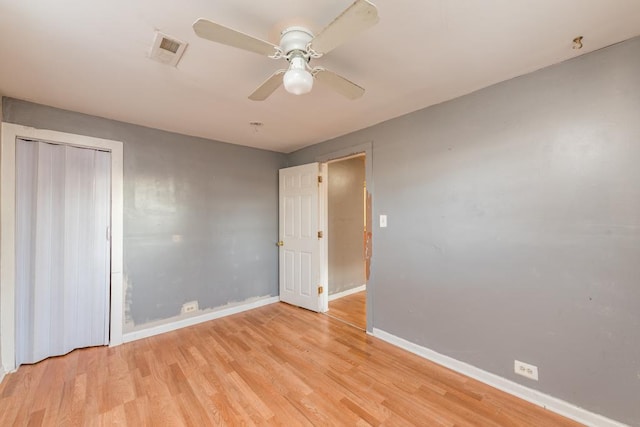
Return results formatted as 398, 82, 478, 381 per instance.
1, 1, 639, 153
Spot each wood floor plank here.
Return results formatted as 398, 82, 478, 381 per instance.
328, 290, 367, 329
26, 408, 46, 427
0, 302, 585, 426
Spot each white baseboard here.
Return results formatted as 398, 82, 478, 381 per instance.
329, 284, 366, 301
0, 367, 5, 384
371, 328, 627, 427
123, 296, 280, 343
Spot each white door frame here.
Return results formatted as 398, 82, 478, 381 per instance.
324, 152, 367, 302
315, 142, 373, 330
1, 123, 124, 372
319, 162, 328, 312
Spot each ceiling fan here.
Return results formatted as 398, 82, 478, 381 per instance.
193, 0, 379, 101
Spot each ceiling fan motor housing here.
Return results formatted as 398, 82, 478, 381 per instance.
280, 27, 314, 56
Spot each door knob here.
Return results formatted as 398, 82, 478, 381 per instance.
276, 241, 284, 247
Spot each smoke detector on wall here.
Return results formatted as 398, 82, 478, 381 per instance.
149, 32, 187, 66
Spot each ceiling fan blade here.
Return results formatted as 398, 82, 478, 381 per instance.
309, 0, 379, 55
313, 68, 365, 100
193, 18, 278, 56
248, 70, 286, 101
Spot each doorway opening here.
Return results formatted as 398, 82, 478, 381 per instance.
325, 154, 368, 330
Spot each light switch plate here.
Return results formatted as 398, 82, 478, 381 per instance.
380, 215, 387, 228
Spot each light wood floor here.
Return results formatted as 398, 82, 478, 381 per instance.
328, 290, 367, 330
0, 302, 583, 426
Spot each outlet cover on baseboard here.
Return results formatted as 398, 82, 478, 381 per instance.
514, 360, 539, 381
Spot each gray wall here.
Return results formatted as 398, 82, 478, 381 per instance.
2, 98, 287, 330
289, 37, 640, 425
328, 157, 365, 295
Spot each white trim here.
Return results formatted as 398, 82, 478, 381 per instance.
319, 162, 328, 313
329, 284, 366, 301
123, 296, 280, 343
0, 123, 124, 372
326, 152, 366, 164
315, 142, 372, 331
371, 328, 628, 427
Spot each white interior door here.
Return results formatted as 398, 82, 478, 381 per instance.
15, 139, 111, 366
279, 163, 324, 311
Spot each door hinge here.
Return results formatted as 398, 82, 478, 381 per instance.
318, 285, 324, 295
317, 230, 323, 239
318, 175, 323, 184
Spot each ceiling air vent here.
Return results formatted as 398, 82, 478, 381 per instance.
149, 32, 187, 67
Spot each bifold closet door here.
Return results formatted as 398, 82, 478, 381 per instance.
15, 139, 111, 366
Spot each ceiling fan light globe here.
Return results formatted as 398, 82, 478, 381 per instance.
283, 68, 314, 95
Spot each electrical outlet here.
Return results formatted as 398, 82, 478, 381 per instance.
181, 301, 199, 314
514, 360, 539, 381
